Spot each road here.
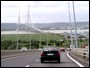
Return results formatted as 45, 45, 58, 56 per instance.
1, 50, 80, 67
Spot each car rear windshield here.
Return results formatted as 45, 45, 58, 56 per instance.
43, 46, 58, 51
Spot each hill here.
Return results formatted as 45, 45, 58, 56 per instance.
1, 22, 89, 31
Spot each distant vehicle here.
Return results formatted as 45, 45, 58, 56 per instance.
81, 44, 88, 48
38, 48, 43, 51
67, 48, 71, 51
85, 46, 89, 48
40, 46, 60, 63
70, 45, 75, 49
85, 46, 89, 52
60, 47, 65, 52
21, 47, 28, 51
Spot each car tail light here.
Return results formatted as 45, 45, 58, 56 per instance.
56, 52, 60, 56
41, 52, 44, 56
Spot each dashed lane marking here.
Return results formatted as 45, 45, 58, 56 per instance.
1, 55, 24, 61
36, 59, 39, 62
25, 65, 30, 67
1, 54, 30, 61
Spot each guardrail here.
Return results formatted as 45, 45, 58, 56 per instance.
71, 48, 89, 65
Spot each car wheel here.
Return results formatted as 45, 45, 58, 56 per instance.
57, 59, 60, 63
41, 60, 44, 63
58, 60, 60, 63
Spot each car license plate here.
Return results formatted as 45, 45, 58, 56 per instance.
47, 53, 54, 55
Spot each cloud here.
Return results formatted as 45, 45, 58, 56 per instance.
1, 1, 89, 23
1, 1, 18, 8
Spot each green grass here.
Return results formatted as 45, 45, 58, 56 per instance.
1, 33, 64, 41
1, 34, 88, 49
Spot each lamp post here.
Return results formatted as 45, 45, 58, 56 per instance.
60, 39, 63, 47
68, 1, 73, 47
54, 32, 56, 46
27, 4, 31, 50
39, 30, 41, 49
72, 1, 78, 48
16, 9, 20, 50
47, 31, 48, 46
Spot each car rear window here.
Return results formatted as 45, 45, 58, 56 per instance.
43, 46, 58, 51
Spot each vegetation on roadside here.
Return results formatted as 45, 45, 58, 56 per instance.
1, 33, 88, 50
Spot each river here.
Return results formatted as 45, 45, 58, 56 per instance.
1, 29, 89, 35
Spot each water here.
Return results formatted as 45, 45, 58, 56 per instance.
1, 29, 89, 35
1, 31, 36, 34
43, 29, 89, 34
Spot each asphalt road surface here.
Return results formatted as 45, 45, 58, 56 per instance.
1, 51, 79, 67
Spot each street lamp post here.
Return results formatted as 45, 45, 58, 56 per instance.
16, 24, 19, 50
47, 31, 48, 46
27, 4, 32, 50
72, 1, 78, 48
68, 1, 73, 46
65, 34, 68, 48
39, 30, 41, 49
60, 39, 63, 47
54, 33, 56, 46
16, 10, 20, 50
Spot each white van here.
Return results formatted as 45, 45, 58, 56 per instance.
70, 45, 75, 49
21, 47, 28, 51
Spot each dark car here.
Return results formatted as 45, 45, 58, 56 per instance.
40, 46, 60, 63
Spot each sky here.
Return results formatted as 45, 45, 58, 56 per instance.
1, 1, 89, 23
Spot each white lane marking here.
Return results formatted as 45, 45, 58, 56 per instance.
1, 54, 29, 61
36, 59, 39, 62
67, 51, 84, 67
1, 55, 23, 61
25, 65, 30, 67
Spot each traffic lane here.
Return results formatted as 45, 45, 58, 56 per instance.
28, 51, 79, 67
1, 50, 79, 67
1, 51, 40, 67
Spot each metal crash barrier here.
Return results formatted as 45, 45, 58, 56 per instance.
70, 48, 89, 65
